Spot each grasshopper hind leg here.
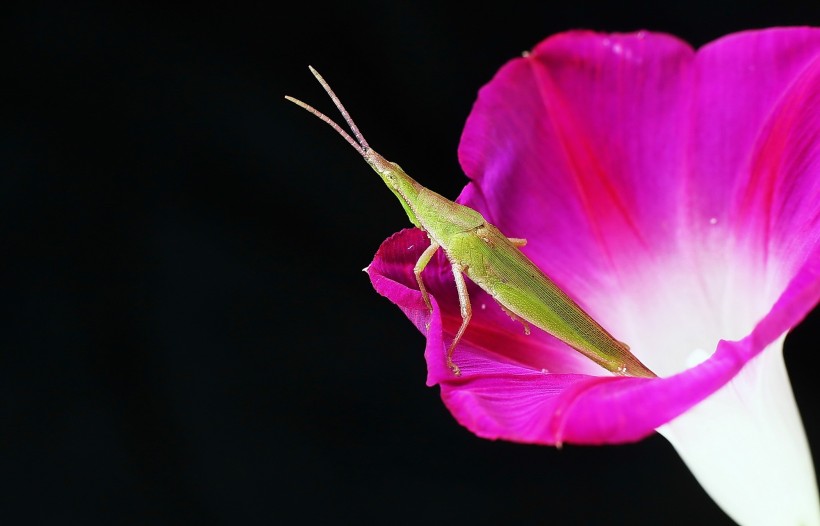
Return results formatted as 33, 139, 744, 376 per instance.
446, 263, 472, 376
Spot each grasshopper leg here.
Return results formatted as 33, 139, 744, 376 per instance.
497, 302, 531, 335
508, 237, 527, 247
414, 240, 439, 315
414, 241, 439, 331
446, 263, 472, 376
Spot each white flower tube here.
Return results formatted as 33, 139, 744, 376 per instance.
659, 337, 819, 526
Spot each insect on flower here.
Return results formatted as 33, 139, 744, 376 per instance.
286, 66, 655, 379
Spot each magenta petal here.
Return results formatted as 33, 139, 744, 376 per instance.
695, 28, 820, 248
367, 28, 820, 445
732, 54, 820, 274
458, 30, 696, 298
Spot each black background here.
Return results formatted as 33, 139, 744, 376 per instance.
4, 2, 820, 525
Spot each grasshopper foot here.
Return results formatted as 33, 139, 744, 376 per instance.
498, 302, 531, 335
447, 358, 461, 377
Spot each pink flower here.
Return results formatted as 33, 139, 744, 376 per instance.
366, 28, 820, 525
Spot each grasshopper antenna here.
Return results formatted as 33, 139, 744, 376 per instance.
285, 66, 370, 156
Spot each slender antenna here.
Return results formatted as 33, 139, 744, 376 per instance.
306, 66, 370, 150
284, 66, 371, 157
285, 95, 365, 156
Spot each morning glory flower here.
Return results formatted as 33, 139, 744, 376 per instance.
366, 28, 820, 525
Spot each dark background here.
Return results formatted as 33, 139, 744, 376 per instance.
4, 2, 820, 524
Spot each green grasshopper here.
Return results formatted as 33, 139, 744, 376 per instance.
287, 66, 655, 378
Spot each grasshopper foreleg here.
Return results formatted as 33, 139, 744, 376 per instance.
413, 241, 439, 314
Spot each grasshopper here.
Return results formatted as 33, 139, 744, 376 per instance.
286, 66, 655, 378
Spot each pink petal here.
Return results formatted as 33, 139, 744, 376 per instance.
367, 28, 820, 445
732, 52, 820, 275
694, 28, 820, 252
458, 30, 695, 305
